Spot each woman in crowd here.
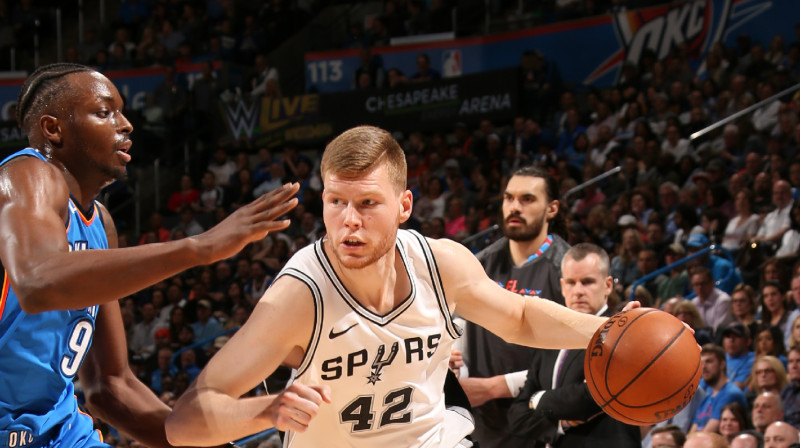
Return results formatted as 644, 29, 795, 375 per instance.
787, 314, 800, 350
730, 284, 761, 346
673, 300, 715, 345
760, 281, 791, 332
718, 402, 751, 445
722, 188, 760, 253
744, 355, 788, 405
610, 227, 644, 288
754, 325, 788, 366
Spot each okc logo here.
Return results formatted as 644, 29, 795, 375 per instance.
584, 0, 771, 84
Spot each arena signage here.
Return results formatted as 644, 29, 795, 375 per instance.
305, 0, 795, 92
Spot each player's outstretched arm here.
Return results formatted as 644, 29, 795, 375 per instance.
430, 238, 606, 350
166, 276, 331, 446
78, 225, 222, 448
0, 157, 298, 313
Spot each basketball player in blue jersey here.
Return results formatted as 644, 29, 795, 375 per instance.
166, 125, 639, 447
0, 63, 299, 448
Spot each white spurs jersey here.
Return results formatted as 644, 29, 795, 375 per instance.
278, 229, 462, 448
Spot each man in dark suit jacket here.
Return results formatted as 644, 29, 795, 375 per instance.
508, 243, 641, 447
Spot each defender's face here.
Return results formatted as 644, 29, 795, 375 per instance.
61, 71, 133, 183
322, 163, 411, 270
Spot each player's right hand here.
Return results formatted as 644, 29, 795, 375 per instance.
267, 383, 332, 432
194, 183, 300, 263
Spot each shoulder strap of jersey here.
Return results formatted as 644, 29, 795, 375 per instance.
403, 229, 462, 340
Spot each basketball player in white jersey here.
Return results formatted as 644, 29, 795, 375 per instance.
166, 125, 633, 447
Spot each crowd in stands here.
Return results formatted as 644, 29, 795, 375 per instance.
11, 0, 797, 447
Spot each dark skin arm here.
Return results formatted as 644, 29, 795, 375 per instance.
79, 204, 224, 448
0, 156, 299, 314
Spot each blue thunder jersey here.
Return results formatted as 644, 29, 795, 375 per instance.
0, 149, 107, 445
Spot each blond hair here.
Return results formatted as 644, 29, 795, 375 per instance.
320, 125, 407, 193
747, 355, 789, 395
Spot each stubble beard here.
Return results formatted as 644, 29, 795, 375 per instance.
332, 230, 397, 270
504, 213, 546, 242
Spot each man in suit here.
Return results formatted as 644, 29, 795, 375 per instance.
508, 243, 641, 447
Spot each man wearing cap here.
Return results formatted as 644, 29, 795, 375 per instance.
191, 299, 223, 349
686, 233, 743, 294
658, 243, 690, 304
721, 322, 755, 389
691, 266, 736, 330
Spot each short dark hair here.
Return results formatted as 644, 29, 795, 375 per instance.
563, 243, 610, 276
701, 343, 726, 363
16, 63, 95, 132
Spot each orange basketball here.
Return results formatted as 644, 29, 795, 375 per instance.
584, 307, 701, 426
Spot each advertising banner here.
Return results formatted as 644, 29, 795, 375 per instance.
305, 0, 799, 93
218, 68, 519, 147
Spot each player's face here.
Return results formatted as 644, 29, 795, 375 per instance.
560, 253, 612, 315
322, 163, 412, 270
502, 175, 557, 242
61, 72, 132, 183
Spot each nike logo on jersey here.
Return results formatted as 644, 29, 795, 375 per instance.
329, 323, 357, 339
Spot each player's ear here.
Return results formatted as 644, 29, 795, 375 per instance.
399, 189, 412, 223
604, 275, 614, 296
40, 115, 63, 147
546, 199, 559, 220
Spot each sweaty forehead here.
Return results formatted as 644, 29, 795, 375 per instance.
65, 71, 118, 102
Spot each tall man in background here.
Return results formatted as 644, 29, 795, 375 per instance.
461, 165, 569, 448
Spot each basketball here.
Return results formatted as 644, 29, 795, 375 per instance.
584, 307, 701, 426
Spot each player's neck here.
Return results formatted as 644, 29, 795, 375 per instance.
508, 231, 550, 267
333, 246, 410, 315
